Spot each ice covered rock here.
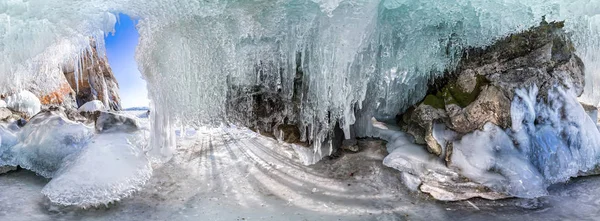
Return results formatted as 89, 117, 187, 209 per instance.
95, 111, 140, 133
398, 21, 584, 158
5, 90, 41, 118
380, 129, 507, 201
42, 133, 152, 207
450, 122, 547, 198
0, 111, 94, 178
78, 100, 105, 112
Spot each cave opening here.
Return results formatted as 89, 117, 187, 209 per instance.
104, 14, 150, 111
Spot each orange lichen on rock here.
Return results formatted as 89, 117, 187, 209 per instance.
40, 83, 74, 105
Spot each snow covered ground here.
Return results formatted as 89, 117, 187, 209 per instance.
1, 118, 600, 220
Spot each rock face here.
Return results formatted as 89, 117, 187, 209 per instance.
63, 39, 122, 111
392, 20, 589, 200
398, 20, 584, 156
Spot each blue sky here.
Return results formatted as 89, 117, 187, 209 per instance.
104, 14, 150, 108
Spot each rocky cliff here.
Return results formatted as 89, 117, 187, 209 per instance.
63, 39, 122, 111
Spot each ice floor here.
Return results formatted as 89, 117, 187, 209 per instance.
1, 126, 600, 221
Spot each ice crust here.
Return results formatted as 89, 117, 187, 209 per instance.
1, 0, 599, 159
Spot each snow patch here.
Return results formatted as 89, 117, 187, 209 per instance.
78, 100, 105, 112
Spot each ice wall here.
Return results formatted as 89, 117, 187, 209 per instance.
1, 0, 600, 160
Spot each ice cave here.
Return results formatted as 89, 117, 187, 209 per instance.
2, 0, 600, 220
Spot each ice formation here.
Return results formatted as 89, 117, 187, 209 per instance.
0, 112, 95, 178
5, 90, 41, 117
0, 0, 599, 160
0, 110, 152, 207
41, 133, 152, 208
77, 100, 106, 112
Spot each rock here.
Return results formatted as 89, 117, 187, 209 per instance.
0, 166, 16, 174
95, 112, 140, 133
341, 139, 359, 152
0, 108, 12, 121
446, 85, 511, 134
38, 83, 78, 109
580, 102, 598, 122
276, 124, 302, 144
63, 39, 122, 111
399, 104, 447, 155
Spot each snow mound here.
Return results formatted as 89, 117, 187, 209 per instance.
0, 100, 6, 108
78, 100, 105, 112
5, 90, 41, 117
42, 133, 151, 208
1, 112, 94, 178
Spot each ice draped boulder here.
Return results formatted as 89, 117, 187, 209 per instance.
390, 21, 595, 200
0, 111, 95, 178
41, 133, 152, 208
5, 90, 42, 118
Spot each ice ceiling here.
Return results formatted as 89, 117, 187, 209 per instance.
1, 0, 600, 160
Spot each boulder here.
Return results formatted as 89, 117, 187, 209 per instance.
95, 112, 140, 133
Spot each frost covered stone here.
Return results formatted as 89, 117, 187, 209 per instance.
78, 100, 105, 112
96, 112, 140, 133
5, 90, 41, 118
